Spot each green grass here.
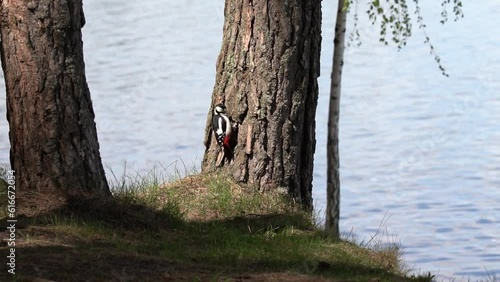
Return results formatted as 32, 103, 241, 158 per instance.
0, 166, 10, 218
0, 167, 436, 281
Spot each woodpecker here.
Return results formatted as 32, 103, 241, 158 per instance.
212, 104, 233, 149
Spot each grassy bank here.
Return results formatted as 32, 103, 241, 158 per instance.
0, 169, 432, 281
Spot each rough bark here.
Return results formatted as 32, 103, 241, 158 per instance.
326, 0, 347, 238
202, 0, 321, 208
0, 0, 111, 210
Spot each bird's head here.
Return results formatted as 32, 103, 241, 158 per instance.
214, 104, 227, 114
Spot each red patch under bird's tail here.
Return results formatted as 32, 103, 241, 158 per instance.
223, 135, 231, 149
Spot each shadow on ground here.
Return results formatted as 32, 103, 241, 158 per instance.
0, 197, 422, 282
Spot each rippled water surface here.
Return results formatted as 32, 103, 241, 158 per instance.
0, 0, 498, 279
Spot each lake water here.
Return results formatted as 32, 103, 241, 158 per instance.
0, 0, 498, 280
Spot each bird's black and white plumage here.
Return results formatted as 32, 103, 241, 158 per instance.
212, 104, 232, 149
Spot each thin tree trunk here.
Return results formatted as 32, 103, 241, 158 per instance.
0, 0, 111, 211
202, 0, 321, 208
326, 0, 347, 238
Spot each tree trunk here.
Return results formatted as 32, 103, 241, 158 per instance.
326, 0, 347, 238
0, 0, 111, 211
202, 0, 321, 208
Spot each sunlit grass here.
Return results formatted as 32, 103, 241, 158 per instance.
0, 164, 436, 281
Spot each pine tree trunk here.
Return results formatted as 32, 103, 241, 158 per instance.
326, 0, 347, 238
202, 0, 321, 208
0, 0, 111, 210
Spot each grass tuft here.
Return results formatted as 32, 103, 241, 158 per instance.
0, 166, 436, 281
